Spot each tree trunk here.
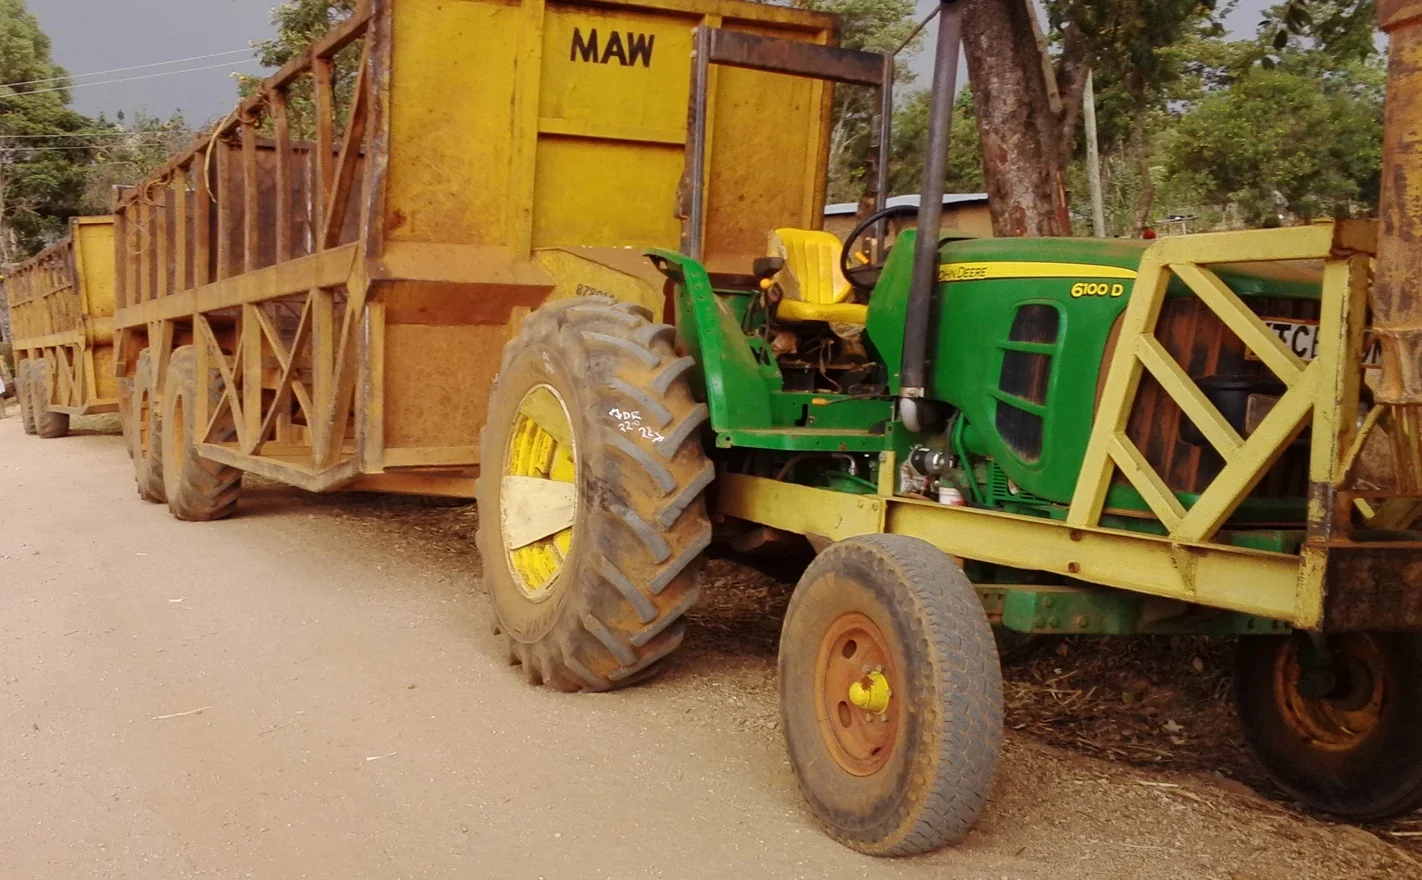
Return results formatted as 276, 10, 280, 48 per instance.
1130, 102, 1155, 235
960, 0, 1074, 237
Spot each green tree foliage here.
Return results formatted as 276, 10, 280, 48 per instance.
888, 87, 985, 195
1165, 57, 1383, 224
0, 0, 92, 261
237, 0, 362, 141
80, 111, 191, 214
798, 0, 920, 202
1262, 0, 1376, 65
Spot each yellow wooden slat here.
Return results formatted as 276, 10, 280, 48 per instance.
1173, 262, 1305, 386
197, 317, 247, 451
1174, 362, 1320, 543
1107, 433, 1186, 531
1067, 251, 1173, 526
1312, 254, 1368, 486
1134, 335, 1243, 459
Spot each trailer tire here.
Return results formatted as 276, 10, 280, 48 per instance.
476, 297, 713, 692
779, 535, 1003, 856
161, 345, 241, 521
130, 349, 166, 503
17, 360, 38, 435
117, 377, 134, 458
1235, 633, 1422, 820
31, 359, 70, 439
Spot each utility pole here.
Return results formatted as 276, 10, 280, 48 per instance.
1083, 70, 1106, 238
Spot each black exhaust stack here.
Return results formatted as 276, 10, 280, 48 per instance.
899, 1, 963, 432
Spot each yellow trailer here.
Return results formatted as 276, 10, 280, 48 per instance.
112, 0, 836, 510
6, 216, 120, 438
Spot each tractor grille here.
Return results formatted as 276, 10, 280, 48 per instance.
996, 304, 1060, 461
1118, 296, 1318, 500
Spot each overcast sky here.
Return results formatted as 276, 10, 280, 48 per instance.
23, 0, 1280, 127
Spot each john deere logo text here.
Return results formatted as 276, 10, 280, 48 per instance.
570, 28, 655, 67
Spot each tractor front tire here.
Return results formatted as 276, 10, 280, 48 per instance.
17, 360, 37, 435
161, 346, 241, 521
779, 535, 1003, 856
31, 358, 69, 439
1235, 633, 1422, 820
476, 297, 713, 692
130, 349, 165, 503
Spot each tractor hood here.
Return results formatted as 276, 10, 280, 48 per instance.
937, 236, 1323, 300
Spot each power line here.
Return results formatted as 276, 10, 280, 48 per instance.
2, 49, 253, 89
0, 144, 134, 152
2, 60, 260, 99
0, 131, 196, 139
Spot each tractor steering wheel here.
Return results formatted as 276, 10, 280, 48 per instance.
840, 203, 922, 290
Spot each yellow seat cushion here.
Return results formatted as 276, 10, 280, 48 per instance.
776, 298, 869, 324
768, 228, 864, 325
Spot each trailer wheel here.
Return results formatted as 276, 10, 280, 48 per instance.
130, 350, 165, 503
30, 359, 70, 439
779, 535, 1003, 856
1235, 633, 1422, 820
17, 360, 38, 435
160, 346, 241, 521
117, 377, 134, 458
476, 297, 713, 692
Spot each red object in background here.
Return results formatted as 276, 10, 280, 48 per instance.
1142, 227, 1158, 240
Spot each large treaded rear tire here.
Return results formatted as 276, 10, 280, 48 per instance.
130, 350, 166, 503
161, 345, 241, 521
1235, 633, 1422, 820
31, 358, 70, 439
476, 297, 713, 692
780, 535, 1003, 856
17, 360, 38, 435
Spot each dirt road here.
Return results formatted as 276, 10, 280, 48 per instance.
1, 413, 1419, 880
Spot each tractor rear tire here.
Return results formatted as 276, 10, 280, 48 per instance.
17, 360, 37, 435
130, 349, 166, 503
779, 535, 1003, 856
476, 297, 713, 692
161, 345, 241, 521
31, 359, 70, 439
1235, 633, 1422, 820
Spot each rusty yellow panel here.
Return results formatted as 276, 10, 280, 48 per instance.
538, 4, 697, 135
382, 322, 509, 453
74, 217, 116, 318
531, 138, 685, 249
384, 0, 520, 246
532, 246, 669, 317
383, 0, 833, 264
704, 26, 831, 272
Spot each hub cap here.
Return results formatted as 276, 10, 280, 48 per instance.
501, 385, 577, 601
813, 607, 900, 776
1276, 635, 1385, 752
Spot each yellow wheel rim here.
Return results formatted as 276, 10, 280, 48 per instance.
502, 384, 577, 601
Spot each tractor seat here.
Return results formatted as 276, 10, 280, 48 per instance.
768, 228, 868, 325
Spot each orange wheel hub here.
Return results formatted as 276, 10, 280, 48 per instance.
1275, 635, 1385, 752
813, 611, 900, 776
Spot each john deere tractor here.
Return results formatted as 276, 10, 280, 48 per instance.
479, 3, 1422, 856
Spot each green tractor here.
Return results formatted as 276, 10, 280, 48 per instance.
478, 3, 1422, 856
